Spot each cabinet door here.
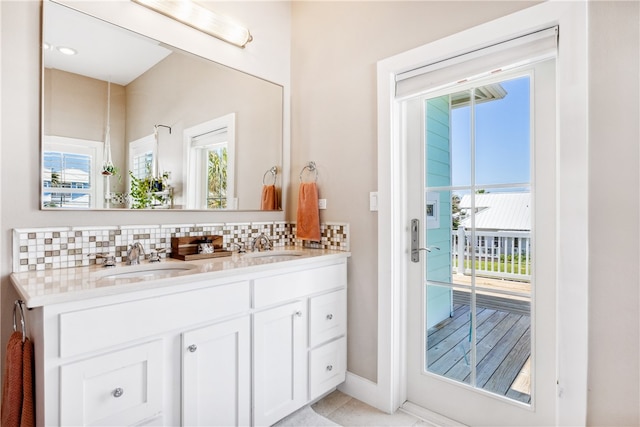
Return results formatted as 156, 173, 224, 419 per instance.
60, 340, 163, 426
254, 300, 308, 426
182, 316, 251, 427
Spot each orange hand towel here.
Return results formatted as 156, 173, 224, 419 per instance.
261, 185, 278, 210
2, 332, 23, 427
296, 182, 321, 241
21, 338, 35, 427
1, 331, 34, 427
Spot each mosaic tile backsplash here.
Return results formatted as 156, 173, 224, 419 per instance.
13, 221, 349, 272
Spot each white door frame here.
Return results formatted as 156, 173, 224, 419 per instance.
342, 2, 589, 425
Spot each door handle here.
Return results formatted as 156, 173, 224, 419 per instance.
411, 219, 421, 263
411, 218, 439, 262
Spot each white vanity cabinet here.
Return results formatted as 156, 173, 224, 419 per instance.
35, 280, 252, 426
15, 254, 348, 426
253, 262, 348, 426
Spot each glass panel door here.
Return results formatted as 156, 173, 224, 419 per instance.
405, 48, 556, 427
424, 75, 533, 402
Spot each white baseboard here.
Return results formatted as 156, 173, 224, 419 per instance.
338, 371, 387, 412
400, 401, 467, 427
339, 372, 465, 426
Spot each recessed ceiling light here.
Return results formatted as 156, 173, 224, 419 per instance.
56, 46, 77, 56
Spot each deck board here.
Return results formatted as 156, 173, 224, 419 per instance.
453, 290, 530, 316
475, 316, 529, 388
426, 302, 531, 404
428, 308, 496, 374
484, 326, 531, 397
439, 310, 513, 382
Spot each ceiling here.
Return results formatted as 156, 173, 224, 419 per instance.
43, 2, 172, 86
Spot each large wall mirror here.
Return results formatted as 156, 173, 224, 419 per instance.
42, 1, 283, 211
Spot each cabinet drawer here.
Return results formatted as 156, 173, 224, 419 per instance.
60, 340, 163, 426
309, 289, 346, 347
254, 262, 346, 308
309, 337, 346, 400
59, 281, 250, 357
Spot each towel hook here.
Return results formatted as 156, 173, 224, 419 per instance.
13, 300, 26, 343
299, 161, 318, 182
154, 124, 172, 134
262, 166, 277, 185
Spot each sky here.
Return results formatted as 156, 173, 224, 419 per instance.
450, 76, 531, 188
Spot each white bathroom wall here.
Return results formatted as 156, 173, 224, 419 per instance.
587, 1, 640, 424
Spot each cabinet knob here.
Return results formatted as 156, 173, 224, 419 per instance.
112, 387, 124, 398
326, 313, 334, 320
188, 344, 198, 353
326, 365, 333, 372
295, 310, 303, 317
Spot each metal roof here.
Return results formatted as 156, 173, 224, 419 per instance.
459, 192, 530, 231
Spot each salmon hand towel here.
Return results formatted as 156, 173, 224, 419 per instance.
1, 331, 35, 427
261, 185, 278, 210
296, 182, 321, 241
21, 338, 35, 427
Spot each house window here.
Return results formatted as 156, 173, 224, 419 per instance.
204, 143, 228, 209
42, 136, 103, 208
184, 114, 236, 210
425, 191, 440, 229
129, 135, 156, 180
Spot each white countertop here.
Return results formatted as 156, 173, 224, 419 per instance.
10, 247, 351, 308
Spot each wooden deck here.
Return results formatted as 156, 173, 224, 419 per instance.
426, 295, 531, 404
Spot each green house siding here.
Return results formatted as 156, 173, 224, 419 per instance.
425, 96, 453, 329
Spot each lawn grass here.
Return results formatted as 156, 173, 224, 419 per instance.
455, 259, 530, 275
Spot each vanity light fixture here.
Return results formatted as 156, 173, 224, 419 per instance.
131, 0, 253, 48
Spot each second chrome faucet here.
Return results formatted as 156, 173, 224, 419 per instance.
250, 233, 272, 252
127, 242, 146, 265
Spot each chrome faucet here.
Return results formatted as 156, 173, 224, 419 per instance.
88, 253, 116, 268
127, 242, 146, 265
148, 248, 166, 263
230, 242, 247, 254
250, 233, 272, 252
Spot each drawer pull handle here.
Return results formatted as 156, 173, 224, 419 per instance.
295, 310, 303, 317
112, 388, 124, 398
188, 344, 198, 353
326, 313, 333, 320
326, 365, 333, 372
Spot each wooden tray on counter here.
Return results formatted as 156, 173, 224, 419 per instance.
170, 235, 233, 261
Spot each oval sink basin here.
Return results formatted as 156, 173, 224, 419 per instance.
97, 263, 198, 281
243, 250, 307, 260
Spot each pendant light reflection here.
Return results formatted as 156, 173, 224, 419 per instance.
131, 0, 253, 48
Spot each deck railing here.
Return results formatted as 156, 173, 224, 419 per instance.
452, 227, 531, 282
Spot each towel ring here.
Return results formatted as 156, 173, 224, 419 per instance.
299, 161, 318, 182
263, 166, 277, 185
13, 300, 26, 343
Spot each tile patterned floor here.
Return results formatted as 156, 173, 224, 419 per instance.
312, 390, 433, 426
